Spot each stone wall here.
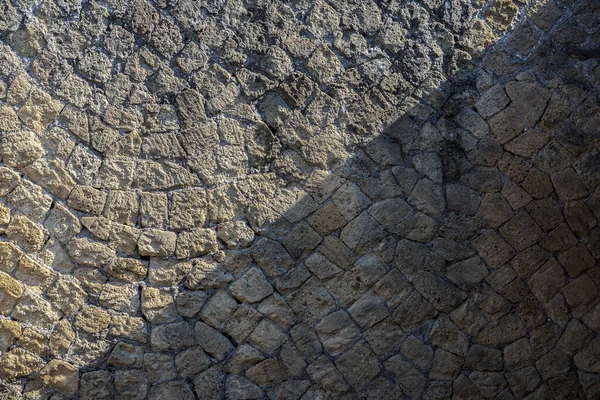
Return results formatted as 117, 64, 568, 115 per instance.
0, 0, 599, 398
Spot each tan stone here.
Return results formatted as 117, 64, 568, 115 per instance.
109, 223, 141, 255
0, 319, 22, 351
0, 105, 20, 131
67, 238, 116, 267
105, 257, 147, 282
0, 270, 24, 315
109, 315, 147, 343
138, 229, 177, 257
81, 216, 113, 241
0, 130, 45, 168
15, 255, 56, 293
18, 88, 64, 134
0, 348, 41, 380
485, 0, 519, 31
11, 291, 62, 332
0, 241, 23, 273
37, 360, 79, 397
75, 305, 111, 334
44, 202, 81, 243
6, 179, 53, 221
98, 283, 139, 314
141, 287, 178, 324
0, 202, 9, 226
46, 278, 88, 315
49, 319, 76, 357
148, 258, 192, 286
67, 186, 107, 214
0, 167, 21, 197
169, 189, 207, 230
140, 192, 168, 228
175, 228, 219, 259
460, 19, 498, 55
104, 190, 139, 226
6, 73, 33, 105
17, 327, 47, 356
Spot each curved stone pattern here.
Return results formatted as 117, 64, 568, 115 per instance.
0, 0, 599, 398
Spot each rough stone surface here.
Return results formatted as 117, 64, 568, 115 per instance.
0, 0, 597, 398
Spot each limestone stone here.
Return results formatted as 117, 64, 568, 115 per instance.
528, 259, 567, 303
0, 130, 45, 168
108, 341, 143, 369
408, 178, 445, 216
285, 278, 336, 324
505, 130, 549, 158
564, 200, 597, 238
67, 238, 115, 267
15, 255, 55, 294
0, 348, 41, 380
185, 258, 233, 290
0, 242, 23, 273
447, 256, 490, 290
562, 274, 598, 312
193, 365, 223, 399
67, 186, 107, 214
499, 211, 544, 251
384, 354, 427, 398
476, 313, 527, 346
216, 220, 255, 249
79, 371, 112, 400
140, 192, 168, 228
148, 258, 192, 286
6, 179, 52, 222
476, 193, 514, 228
17, 89, 64, 134
12, 290, 62, 333
540, 223, 578, 253
105, 257, 147, 282
505, 81, 552, 127
348, 291, 390, 329
472, 230, 515, 268
559, 243, 596, 278
74, 305, 111, 334
0, 319, 22, 351
141, 287, 178, 324
44, 202, 81, 242
99, 282, 140, 314
169, 189, 207, 231
229, 267, 273, 303
109, 315, 147, 343
6, 214, 48, 252
37, 360, 79, 397
0, 167, 20, 197
104, 190, 139, 226
0, 270, 24, 315
175, 347, 211, 379
137, 229, 177, 257
306, 355, 350, 397
335, 343, 381, 391
176, 228, 218, 259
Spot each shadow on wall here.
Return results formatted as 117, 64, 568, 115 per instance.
0, 0, 598, 398
245, 2, 600, 398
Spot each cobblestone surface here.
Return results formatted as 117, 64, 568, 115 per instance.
0, 0, 599, 398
